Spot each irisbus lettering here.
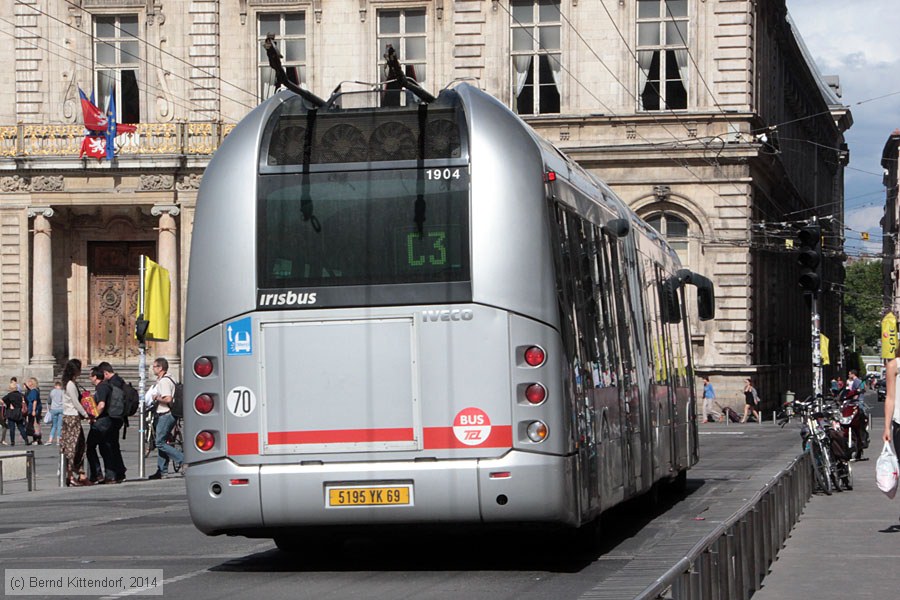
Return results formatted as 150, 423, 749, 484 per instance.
258, 291, 318, 306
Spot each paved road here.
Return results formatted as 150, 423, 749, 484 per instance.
1, 420, 802, 600
754, 399, 900, 599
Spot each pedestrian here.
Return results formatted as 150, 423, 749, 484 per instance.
148, 357, 183, 479
701, 376, 719, 423
86, 367, 113, 484
96, 362, 127, 483
60, 358, 92, 486
847, 369, 864, 397
885, 353, 900, 464
740, 378, 761, 423
24, 377, 43, 445
2, 381, 28, 445
47, 380, 64, 444
886, 356, 898, 447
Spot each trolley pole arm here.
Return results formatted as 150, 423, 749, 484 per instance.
264, 34, 326, 107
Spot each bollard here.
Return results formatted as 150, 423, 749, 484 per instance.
59, 452, 67, 488
26, 450, 35, 491
0, 460, 4, 495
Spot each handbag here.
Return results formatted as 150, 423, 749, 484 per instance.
876, 441, 899, 498
80, 395, 99, 418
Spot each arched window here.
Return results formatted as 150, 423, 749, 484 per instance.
646, 212, 689, 266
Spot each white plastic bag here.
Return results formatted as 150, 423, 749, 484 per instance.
42, 411, 51, 424
876, 441, 900, 499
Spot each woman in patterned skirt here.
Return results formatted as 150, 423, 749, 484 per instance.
60, 359, 92, 486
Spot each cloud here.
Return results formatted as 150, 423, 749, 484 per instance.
846, 204, 883, 232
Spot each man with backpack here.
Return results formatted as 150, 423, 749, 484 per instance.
96, 362, 129, 483
148, 357, 183, 480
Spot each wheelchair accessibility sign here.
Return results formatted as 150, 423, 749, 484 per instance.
227, 316, 253, 355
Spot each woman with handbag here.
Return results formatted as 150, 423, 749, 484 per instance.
60, 359, 92, 486
24, 377, 42, 445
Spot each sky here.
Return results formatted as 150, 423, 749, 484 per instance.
787, 0, 900, 259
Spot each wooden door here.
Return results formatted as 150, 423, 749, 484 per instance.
89, 242, 155, 366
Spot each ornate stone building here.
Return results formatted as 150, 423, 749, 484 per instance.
0, 0, 849, 406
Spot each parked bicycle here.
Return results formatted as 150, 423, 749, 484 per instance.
142, 407, 183, 458
779, 396, 851, 494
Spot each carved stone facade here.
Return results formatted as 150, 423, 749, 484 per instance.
0, 1, 849, 407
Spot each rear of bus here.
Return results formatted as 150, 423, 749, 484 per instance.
183, 84, 581, 538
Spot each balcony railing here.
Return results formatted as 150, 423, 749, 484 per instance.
0, 123, 236, 158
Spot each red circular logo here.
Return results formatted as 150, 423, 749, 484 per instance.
452, 407, 492, 446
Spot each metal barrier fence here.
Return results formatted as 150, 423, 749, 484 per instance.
0, 450, 37, 495
635, 451, 813, 600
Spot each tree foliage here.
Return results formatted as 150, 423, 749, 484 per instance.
843, 259, 883, 349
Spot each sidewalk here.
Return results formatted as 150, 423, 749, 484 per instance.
754, 414, 900, 598
0, 419, 176, 495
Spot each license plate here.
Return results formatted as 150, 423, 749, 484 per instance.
326, 485, 413, 507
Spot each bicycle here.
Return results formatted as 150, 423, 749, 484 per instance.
142, 408, 183, 458
779, 396, 850, 494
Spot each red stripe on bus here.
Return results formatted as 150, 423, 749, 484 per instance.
423, 425, 513, 449
227, 432, 259, 455
268, 428, 415, 445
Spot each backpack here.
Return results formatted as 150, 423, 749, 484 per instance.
122, 382, 140, 417
164, 375, 184, 419
107, 385, 126, 419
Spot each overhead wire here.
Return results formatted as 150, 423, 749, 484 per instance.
17, 0, 259, 115
0, 16, 241, 123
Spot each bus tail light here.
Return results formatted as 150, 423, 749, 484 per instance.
193, 356, 214, 378
194, 393, 214, 414
525, 383, 547, 404
195, 431, 215, 451
524, 346, 545, 367
526, 421, 548, 442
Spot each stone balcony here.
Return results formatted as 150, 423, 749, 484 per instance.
0, 122, 234, 160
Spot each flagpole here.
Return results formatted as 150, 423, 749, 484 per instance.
137, 255, 147, 479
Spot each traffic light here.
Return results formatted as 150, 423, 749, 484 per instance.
797, 225, 821, 292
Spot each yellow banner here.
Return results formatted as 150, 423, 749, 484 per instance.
820, 334, 830, 366
139, 256, 170, 341
883, 312, 898, 359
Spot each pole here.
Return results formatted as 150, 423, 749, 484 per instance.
811, 293, 823, 410
137, 255, 147, 479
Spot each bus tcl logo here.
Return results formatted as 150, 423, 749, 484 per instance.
421, 309, 474, 322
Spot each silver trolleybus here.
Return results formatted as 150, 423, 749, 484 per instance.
183, 83, 715, 547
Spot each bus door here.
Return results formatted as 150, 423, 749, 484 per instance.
606, 235, 642, 496
552, 204, 601, 516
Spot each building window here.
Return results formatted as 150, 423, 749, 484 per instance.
647, 212, 689, 265
258, 13, 306, 101
94, 15, 140, 123
636, 0, 688, 111
510, 0, 561, 115
378, 8, 427, 107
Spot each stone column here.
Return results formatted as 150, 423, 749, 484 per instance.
28, 207, 55, 376
151, 205, 180, 372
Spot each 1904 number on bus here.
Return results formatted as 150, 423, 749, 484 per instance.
425, 168, 460, 180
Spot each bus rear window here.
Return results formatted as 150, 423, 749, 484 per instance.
258, 169, 470, 289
